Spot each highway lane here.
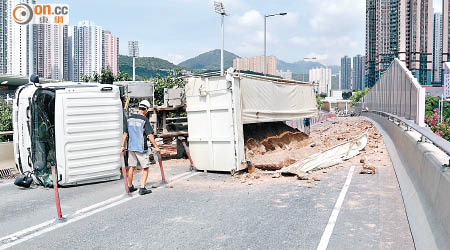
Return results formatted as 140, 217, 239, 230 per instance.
1, 161, 413, 250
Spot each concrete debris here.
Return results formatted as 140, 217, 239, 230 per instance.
312, 176, 321, 181
297, 173, 309, 180
272, 173, 281, 178
279, 132, 368, 175
254, 158, 296, 171
360, 165, 376, 175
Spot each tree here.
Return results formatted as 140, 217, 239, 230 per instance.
350, 88, 369, 106
115, 70, 131, 81
81, 74, 91, 82
425, 108, 450, 141
99, 67, 114, 84
0, 99, 12, 142
92, 72, 99, 82
152, 69, 185, 106
315, 95, 323, 110
425, 96, 450, 122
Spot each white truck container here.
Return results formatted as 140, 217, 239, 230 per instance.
186, 71, 317, 174
13, 82, 123, 186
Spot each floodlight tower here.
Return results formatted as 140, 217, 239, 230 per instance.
128, 41, 139, 81
214, 1, 228, 76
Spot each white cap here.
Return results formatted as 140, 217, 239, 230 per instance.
139, 100, 151, 110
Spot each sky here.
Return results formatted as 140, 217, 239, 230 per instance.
43, 0, 377, 65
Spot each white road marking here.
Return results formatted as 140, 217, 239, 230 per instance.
0, 171, 200, 249
317, 165, 355, 250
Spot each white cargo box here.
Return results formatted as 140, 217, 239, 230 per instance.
13, 82, 123, 186
186, 71, 317, 173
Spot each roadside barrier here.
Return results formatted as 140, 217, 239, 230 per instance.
154, 151, 167, 184
182, 141, 195, 171
51, 166, 64, 221
287, 113, 337, 131
121, 153, 130, 195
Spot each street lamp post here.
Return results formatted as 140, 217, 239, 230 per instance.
214, 2, 228, 76
264, 12, 287, 76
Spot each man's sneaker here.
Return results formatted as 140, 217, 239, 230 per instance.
139, 187, 152, 195
128, 185, 137, 193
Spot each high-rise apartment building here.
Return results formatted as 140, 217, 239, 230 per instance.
442, 0, 450, 80
275, 70, 292, 80
433, 13, 443, 85
0, 0, 7, 74
341, 56, 352, 90
6, 0, 35, 76
331, 72, 341, 90
366, 0, 433, 87
68, 21, 104, 82
103, 30, 119, 75
353, 55, 365, 90
33, 24, 69, 80
233, 56, 277, 75
309, 67, 331, 95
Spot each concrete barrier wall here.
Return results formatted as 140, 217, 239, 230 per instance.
364, 112, 450, 250
0, 142, 16, 173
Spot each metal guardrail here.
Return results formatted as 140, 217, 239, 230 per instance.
363, 59, 426, 126
366, 110, 450, 158
0, 131, 13, 136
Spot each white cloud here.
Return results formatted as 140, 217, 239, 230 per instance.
289, 36, 307, 46
237, 10, 263, 27
226, 9, 298, 58
166, 54, 186, 64
307, 0, 365, 35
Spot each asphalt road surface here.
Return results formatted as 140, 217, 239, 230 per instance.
0, 156, 414, 250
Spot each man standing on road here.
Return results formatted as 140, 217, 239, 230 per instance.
121, 100, 161, 195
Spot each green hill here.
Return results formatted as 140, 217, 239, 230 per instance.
178, 49, 240, 71
118, 55, 179, 80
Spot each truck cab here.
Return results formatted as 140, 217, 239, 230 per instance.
13, 81, 123, 186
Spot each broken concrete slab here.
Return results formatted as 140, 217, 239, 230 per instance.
279, 132, 368, 177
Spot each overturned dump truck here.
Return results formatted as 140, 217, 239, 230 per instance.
186, 70, 318, 174
13, 81, 123, 186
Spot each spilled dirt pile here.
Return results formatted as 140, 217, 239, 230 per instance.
235, 117, 393, 186
244, 122, 312, 170
242, 117, 378, 172
244, 122, 311, 154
